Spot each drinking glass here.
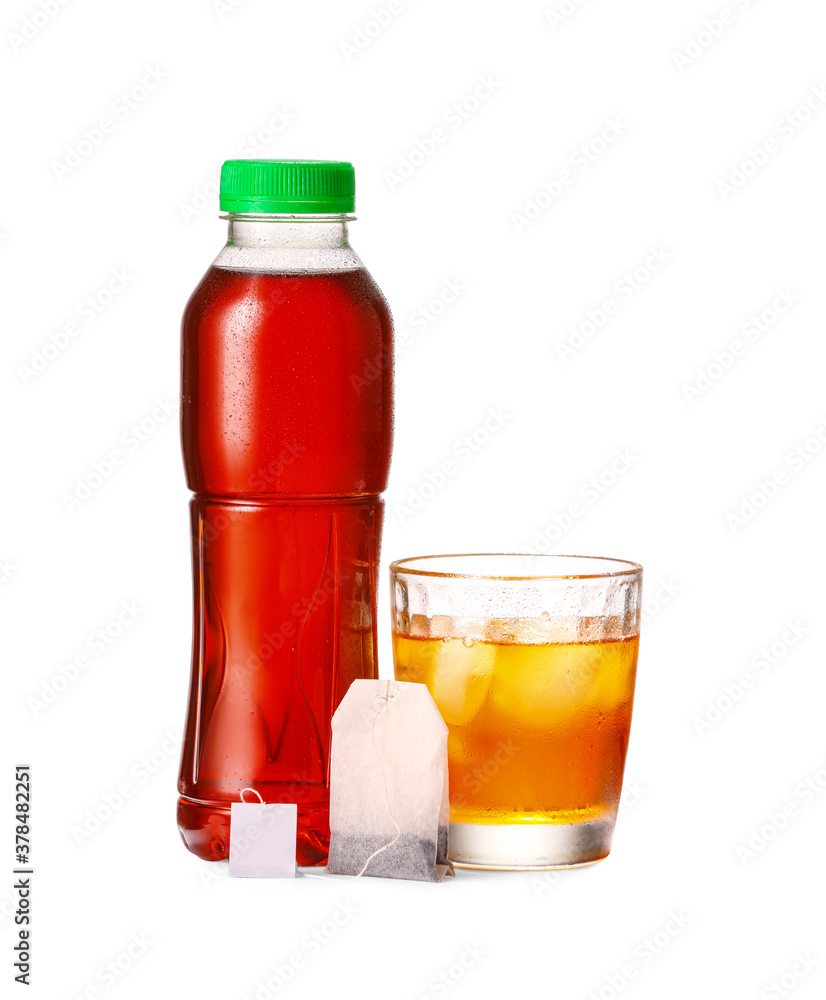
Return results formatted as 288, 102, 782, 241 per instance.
390, 553, 642, 869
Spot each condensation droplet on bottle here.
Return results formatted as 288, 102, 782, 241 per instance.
463, 636, 474, 647
540, 611, 551, 622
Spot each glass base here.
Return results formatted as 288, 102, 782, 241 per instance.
448, 818, 614, 870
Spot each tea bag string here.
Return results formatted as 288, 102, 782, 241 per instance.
240, 787, 264, 804
352, 681, 401, 879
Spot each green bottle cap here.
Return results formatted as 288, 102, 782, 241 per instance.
219, 159, 355, 214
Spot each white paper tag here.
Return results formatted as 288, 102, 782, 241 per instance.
229, 802, 297, 878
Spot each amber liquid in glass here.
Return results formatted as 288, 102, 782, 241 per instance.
393, 627, 637, 825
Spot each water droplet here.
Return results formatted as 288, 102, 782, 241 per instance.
540, 611, 551, 622
463, 636, 474, 647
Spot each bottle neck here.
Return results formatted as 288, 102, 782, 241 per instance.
214, 214, 362, 273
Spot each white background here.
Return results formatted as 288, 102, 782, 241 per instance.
4, 0, 826, 997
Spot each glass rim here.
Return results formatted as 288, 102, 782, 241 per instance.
389, 553, 643, 582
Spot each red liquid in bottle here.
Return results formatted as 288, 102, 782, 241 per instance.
177, 266, 393, 865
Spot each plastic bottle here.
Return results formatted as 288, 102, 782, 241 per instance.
177, 160, 393, 865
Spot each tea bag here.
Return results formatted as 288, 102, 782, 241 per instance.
326, 679, 454, 882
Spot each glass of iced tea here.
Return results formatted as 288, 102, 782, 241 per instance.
390, 554, 642, 870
